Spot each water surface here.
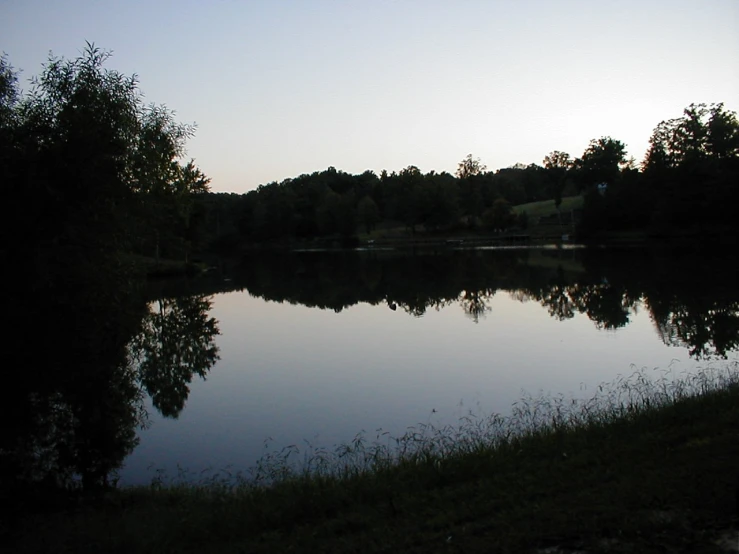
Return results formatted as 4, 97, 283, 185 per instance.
119, 246, 739, 484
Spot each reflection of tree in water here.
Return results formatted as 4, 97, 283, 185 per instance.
15, 247, 732, 496
536, 284, 576, 321
4, 287, 220, 496
131, 295, 220, 418
236, 248, 739, 359
646, 297, 739, 359
400, 296, 456, 317
4, 262, 147, 493
460, 289, 494, 323
520, 280, 739, 358
1, 45, 220, 500
9, 362, 145, 492
567, 283, 639, 331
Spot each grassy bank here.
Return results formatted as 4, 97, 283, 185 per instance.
10, 365, 739, 553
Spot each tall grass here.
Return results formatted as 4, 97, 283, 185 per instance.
14, 362, 739, 553
151, 362, 739, 491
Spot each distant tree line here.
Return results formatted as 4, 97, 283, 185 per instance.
188, 157, 566, 249
227, 157, 575, 244
185, 104, 737, 252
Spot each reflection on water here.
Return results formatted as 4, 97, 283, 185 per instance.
233, 247, 739, 358
3, 276, 219, 493
5, 246, 739, 491
122, 246, 739, 484
131, 296, 220, 418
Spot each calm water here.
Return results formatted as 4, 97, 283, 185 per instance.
117, 246, 739, 485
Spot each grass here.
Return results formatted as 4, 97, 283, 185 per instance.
9, 364, 739, 553
352, 197, 586, 243
513, 195, 584, 218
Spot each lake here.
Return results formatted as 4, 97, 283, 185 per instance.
117, 245, 739, 485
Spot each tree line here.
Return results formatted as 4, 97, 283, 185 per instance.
581, 103, 739, 238
5, 46, 735, 268
186, 105, 738, 252
211, 146, 611, 246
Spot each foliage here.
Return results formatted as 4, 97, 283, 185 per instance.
543, 150, 572, 208
572, 136, 627, 190
641, 103, 739, 234
644, 103, 739, 170
576, 103, 739, 239
543, 150, 572, 170
357, 195, 380, 234
85, 99, 733, 248
131, 295, 220, 418
234, 247, 739, 358
1, 44, 211, 497
2, 43, 209, 266
455, 153, 487, 179
230, 158, 565, 243
481, 198, 515, 230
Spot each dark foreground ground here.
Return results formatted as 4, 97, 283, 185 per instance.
7, 368, 739, 553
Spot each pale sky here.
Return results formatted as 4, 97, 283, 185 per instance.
3, 0, 738, 193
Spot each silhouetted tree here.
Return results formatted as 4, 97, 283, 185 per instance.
543, 150, 572, 209
643, 103, 739, 235
573, 137, 627, 191
482, 198, 515, 230
424, 171, 460, 230
456, 154, 487, 179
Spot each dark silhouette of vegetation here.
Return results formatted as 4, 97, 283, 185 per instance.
579, 104, 738, 239
643, 103, 739, 236
2, 283, 219, 497
0, 44, 218, 503
228, 161, 555, 246
2, 43, 736, 537
131, 295, 220, 418
180, 105, 737, 252
542, 150, 573, 210
223, 247, 739, 358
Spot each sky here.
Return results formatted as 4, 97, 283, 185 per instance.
2, 0, 738, 193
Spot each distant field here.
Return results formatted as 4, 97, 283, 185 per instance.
356, 196, 586, 241
513, 195, 584, 218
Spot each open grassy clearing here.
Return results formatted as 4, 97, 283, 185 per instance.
513, 196, 584, 218
9, 363, 739, 553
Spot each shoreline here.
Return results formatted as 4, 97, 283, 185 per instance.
10, 365, 739, 553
